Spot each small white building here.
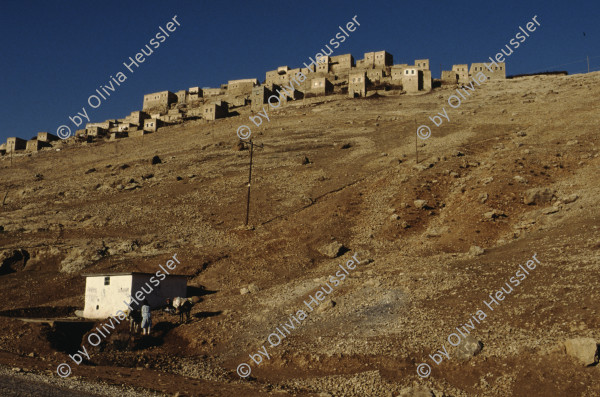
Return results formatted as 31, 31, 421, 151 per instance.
82, 272, 187, 319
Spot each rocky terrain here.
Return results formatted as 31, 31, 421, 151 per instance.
0, 71, 599, 396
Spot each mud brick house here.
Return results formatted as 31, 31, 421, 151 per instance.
26, 139, 50, 152
144, 118, 163, 132
6, 137, 27, 153
142, 90, 177, 111
227, 78, 259, 96
470, 62, 506, 80
311, 77, 333, 96
82, 272, 187, 319
452, 64, 470, 84
203, 101, 228, 121
330, 54, 355, 74
251, 85, 272, 111
188, 86, 202, 101
37, 132, 59, 142
348, 71, 367, 97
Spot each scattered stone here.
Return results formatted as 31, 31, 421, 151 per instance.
414, 200, 428, 209
479, 193, 489, 203
34, 173, 44, 181
141, 173, 154, 180
188, 174, 196, 179
340, 143, 352, 149
484, 209, 506, 220
563, 194, 579, 204
523, 188, 554, 205
401, 221, 410, 229
247, 283, 260, 294
398, 386, 435, 397
151, 155, 162, 165
301, 156, 310, 165
119, 164, 129, 170
469, 246, 485, 256
564, 338, 598, 366
390, 214, 400, 221
316, 299, 335, 313
566, 140, 579, 146
456, 335, 483, 360
176, 176, 183, 181
85, 168, 96, 174
516, 131, 527, 137
240, 287, 249, 295
318, 241, 346, 258
481, 177, 494, 185
513, 175, 528, 184
542, 206, 560, 215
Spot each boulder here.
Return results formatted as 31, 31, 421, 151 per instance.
414, 200, 428, 209
398, 386, 435, 397
456, 335, 483, 360
151, 155, 162, 165
469, 246, 485, 256
564, 338, 598, 366
318, 241, 346, 258
523, 188, 554, 205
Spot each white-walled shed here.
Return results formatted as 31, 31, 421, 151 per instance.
82, 272, 187, 319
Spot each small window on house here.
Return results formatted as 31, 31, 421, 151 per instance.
412, 70, 415, 74
104, 276, 110, 285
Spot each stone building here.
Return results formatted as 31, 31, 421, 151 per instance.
358, 51, 393, 68
330, 54, 355, 73
125, 111, 148, 127
203, 101, 228, 121
348, 71, 367, 97
227, 78, 259, 96
441, 70, 458, 85
26, 139, 50, 152
202, 87, 223, 97
415, 59, 430, 70
37, 132, 59, 142
402, 68, 422, 93
142, 91, 177, 111
188, 87, 202, 101
470, 62, 506, 80
144, 118, 163, 132
6, 137, 27, 153
366, 68, 385, 83
175, 90, 188, 104
251, 85, 272, 110
86, 126, 107, 137
311, 77, 333, 96
452, 64, 470, 84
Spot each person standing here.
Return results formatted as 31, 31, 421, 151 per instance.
141, 299, 152, 335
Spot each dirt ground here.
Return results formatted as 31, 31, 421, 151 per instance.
0, 72, 599, 396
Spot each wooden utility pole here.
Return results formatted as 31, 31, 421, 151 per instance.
587, 56, 590, 73
244, 140, 254, 226
414, 119, 419, 164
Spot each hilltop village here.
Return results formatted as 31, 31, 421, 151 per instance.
0, 51, 506, 154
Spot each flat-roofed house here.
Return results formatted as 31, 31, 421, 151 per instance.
250, 85, 272, 111
330, 54, 354, 73
6, 137, 27, 153
311, 77, 333, 96
37, 132, 59, 142
143, 118, 163, 132
452, 64, 470, 84
348, 71, 367, 97
203, 101, 229, 121
82, 272, 187, 319
469, 62, 506, 80
26, 139, 50, 152
142, 91, 177, 111
227, 78, 259, 96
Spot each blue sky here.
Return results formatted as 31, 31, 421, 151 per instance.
0, 0, 598, 143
